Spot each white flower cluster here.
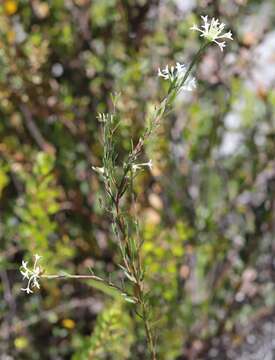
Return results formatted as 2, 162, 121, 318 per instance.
20, 254, 42, 294
92, 160, 153, 175
132, 159, 153, 173
91, 166, 105, 175
97, 112, 114, 123
191, 15, 233, 51
158, 62, 196, 91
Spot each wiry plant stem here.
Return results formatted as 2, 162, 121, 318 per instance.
138, 283, 157, 360
41, 273, 135, 300
98, 43, 209, 359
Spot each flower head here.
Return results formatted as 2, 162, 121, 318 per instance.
191, 15, 233, 51
132, 159, 153, 173
20, 254, 42, 294
158, 62, 196, 92
97, 112, 114, 123
91, 166, 105, 175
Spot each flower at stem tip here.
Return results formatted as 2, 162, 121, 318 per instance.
158, 62, 196, 92
132, 159, 153, 173
91, 166, 105, 175
20, 254, 42, 294
190, 15, 233, 51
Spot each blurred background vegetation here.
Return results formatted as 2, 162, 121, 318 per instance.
0, 0, 275, 359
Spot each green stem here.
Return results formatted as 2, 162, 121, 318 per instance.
165, 41, 210, 110
100, 41, 211, 360
178, 42, 210, 92
134, 277, 157, 360
142, 303, 157, 360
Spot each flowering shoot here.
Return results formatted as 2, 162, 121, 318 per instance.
158, 62, 196, 92
132, 159, 153, 173
20, 254, 42, 294
190, 15, 233, 51
97, 112, 114, 123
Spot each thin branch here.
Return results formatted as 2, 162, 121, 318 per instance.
20, 104, 55, 154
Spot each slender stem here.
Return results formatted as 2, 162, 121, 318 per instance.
41, 273, 136, 300
88, 42, 210, 360
106, 43, 209, 360
111, 176, 157, 358
42, 274, 103, 280
139, 288, 157, 360
178, 42, 210, 91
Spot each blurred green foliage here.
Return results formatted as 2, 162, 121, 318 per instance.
73, 300, 133, 360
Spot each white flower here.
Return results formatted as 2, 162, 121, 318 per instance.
20, 254, 42, 294
97, 112, 114, 123
132, 159, 153, 173
158, 62, 196, 92
190, 15, 233, 51
92, 166, 105, 175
